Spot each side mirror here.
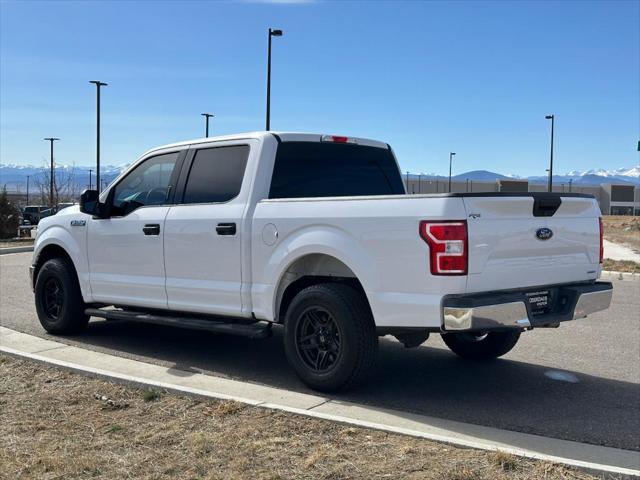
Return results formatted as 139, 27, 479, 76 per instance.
79, 189, 103, 217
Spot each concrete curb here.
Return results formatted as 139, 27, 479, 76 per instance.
0, 246, 33, 255
1, 326, 638, 477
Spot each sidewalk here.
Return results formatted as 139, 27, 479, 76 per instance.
604, 239, 640, 263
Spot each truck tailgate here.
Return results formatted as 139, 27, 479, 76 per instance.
464, 194, 601, 293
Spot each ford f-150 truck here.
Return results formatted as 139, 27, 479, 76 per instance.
30, 132, 613, 391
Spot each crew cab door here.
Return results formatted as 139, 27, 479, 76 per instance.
87, 150, 185, 309
163, 142, 252, 317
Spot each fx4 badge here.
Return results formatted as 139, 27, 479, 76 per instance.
468, 213, 481, 219
535, 227, 553, 240
70, 220, 86, 227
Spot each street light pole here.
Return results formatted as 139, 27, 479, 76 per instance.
201, 113, 214, 138
448, 152, 456, 193
44, 138, 59, 207
90, 80, 108, 193
89, 169, 93, 190
266, 28, 283, 131
26, 175, 30, 205
545, 114, 555, 192
568, 178, 572, 193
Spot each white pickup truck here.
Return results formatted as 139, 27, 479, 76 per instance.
31, 132, 613, 391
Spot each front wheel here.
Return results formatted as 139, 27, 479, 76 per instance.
284, 283, 377, 392
441, 330, 521, 360
35, 257, 89, 334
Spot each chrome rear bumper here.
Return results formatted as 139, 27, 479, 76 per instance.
442, 281, 613, 332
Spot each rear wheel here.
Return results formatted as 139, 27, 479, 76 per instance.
35, 257, 89, 334
284, 283, 377, 392
441, 330, 521, 360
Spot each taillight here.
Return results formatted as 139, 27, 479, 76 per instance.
599, 217, 604, 264
419, 221, 468, 275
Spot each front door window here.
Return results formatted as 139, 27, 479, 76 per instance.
111, 152, 180, 216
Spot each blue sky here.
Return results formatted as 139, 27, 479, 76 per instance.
1, 0, 638, 177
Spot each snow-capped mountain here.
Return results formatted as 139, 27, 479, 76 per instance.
0, 164, 127, 192
401, 166, 639, 185
2, 163, 639, 193
566, 166, 640, 178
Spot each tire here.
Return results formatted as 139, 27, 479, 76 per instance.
441, 330, 521, 360
34, 257, 89, 335
284, 283, 377, 392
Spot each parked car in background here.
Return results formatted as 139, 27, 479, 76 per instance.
30, 132, 613, 391
21, 205, 51, 225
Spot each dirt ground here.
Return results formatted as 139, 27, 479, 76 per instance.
0, 354, 600, 480
602, 258, 640, 274
602, 216, 640, 252
0, 238, 34, 248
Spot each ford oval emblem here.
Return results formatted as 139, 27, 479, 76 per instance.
535, 227, 553, 241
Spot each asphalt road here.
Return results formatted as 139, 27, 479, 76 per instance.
2, 252, 639, 451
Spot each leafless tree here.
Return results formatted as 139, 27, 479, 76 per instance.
31, 163, 79, 206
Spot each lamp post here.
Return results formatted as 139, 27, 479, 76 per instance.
448, 152, 456, 193
201, 113, 214, 137
266, 28, 283, 131
26, 175, 30, 205
545, 114, 555, 192
88, 169, 93, 190
90, 80, 108, 193
545, 168, 551, 191
568, 178, 572, 193
44, 138, 59, 207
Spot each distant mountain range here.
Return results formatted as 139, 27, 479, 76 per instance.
1, 163, 639, 193
0, 164, 124, 192
407, 165, 640, 186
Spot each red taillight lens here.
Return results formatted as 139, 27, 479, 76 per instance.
599, 217, 604, 264
419, 221, 468, 275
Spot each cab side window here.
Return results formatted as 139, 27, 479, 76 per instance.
111, 152, 180, 216
181, 145, 249, 204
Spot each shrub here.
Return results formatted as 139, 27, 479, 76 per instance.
0, 186, 20, 239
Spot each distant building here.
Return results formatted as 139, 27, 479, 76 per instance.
497, 179, 529, 192
405, 177, 639, 215
600, 184, 638, 215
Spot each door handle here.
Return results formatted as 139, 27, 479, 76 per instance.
216, 223, 236, 236
143, 224, 161, 236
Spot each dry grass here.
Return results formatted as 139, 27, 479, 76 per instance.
0, 238, 34, 248
602, 215, 640, 252
0, 354, 599, 480
603, 258, 640, 273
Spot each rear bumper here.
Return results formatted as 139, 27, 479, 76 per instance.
442, 281, 613, 331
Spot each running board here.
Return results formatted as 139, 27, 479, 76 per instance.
84, 308, 272, 339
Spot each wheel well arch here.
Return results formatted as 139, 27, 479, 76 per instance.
274, 253, 372, 324
32, 244, 76, 288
